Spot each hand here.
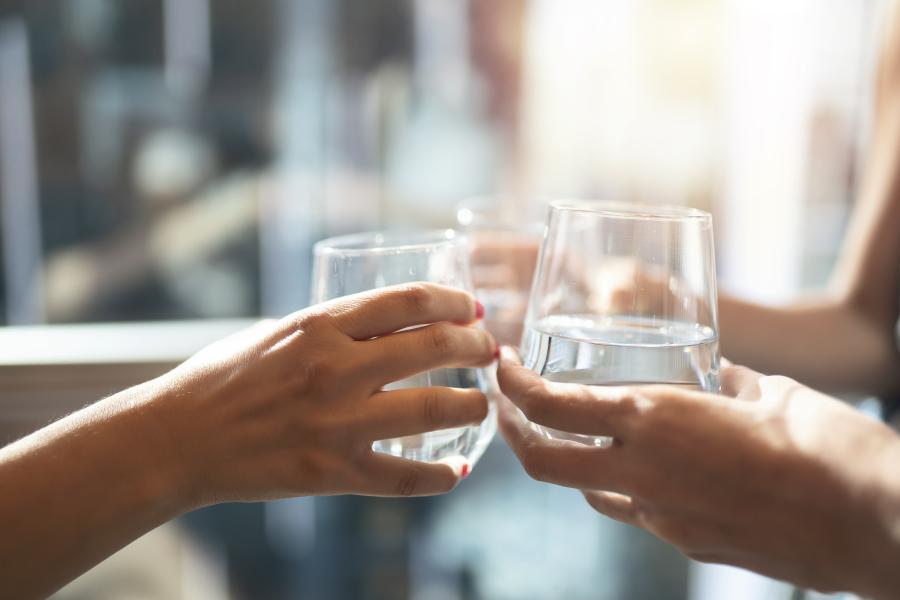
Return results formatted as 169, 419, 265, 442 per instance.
496, 348, 900, 598
148, 283, 497, 507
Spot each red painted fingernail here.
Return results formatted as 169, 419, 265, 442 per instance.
493, 345, 501, 361
475, 300, 485, 320
461, 463, 470, 478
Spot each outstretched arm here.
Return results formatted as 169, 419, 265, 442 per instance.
0, 283, 496, 599
0, 383, 188, 599
720, 6, 900, 396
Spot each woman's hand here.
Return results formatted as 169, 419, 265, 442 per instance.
496, 348, 900, 598
0, 283, 496, 598
150, 283, 497, 507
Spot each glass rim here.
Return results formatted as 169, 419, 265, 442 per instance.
549, 200, 711, 222
313, 229, 464, 256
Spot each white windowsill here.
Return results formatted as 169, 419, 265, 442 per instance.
0, 319, 256, 366
0, 319, 256, 442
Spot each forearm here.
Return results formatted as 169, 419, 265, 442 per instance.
719, 292, 900, 396
0, 380, 189, 599
721, 12, 900, 399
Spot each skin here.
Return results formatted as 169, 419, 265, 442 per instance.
470, 0, 900, 394
720, 0, 900, 396
0, 282, 497, 599
497, 348, 900, 598
2, 4, 898, 599
470, 10, 900, 593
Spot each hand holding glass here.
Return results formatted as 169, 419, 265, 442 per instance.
312, 230, 497, 465
520, 202, 720, 446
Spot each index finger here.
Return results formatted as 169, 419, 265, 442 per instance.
326, 283, 482, 340
496, 393, 635, 493
497, 347, 634, 438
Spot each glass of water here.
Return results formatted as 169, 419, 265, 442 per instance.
456, 197, 544, 347
520, 201, 720, 446
311, 229, 497, 465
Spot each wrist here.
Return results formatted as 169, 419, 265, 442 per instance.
0, 379, 194, 597
119, 378, 204, 515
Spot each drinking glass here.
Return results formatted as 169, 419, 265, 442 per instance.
456, 197, 544, 347
311, 229, 497, 465
520, 201, 720, 446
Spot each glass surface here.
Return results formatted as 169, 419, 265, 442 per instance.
456, 197, 544, 347
311, 229, 496, 465
521, 201, 720, 447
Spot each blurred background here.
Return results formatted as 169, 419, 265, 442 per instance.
0, 0, 881, 598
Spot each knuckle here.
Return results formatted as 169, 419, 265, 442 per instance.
521, 384, 554, 424
424, 324, 456, 355
728, 365, 754, 378
421, 389, 446, 429
398, 284, 435, 316
496, 366, 512, 393
497, 402, 522, 435
757, 374, 803, 403
622, 385, 654, 409
618, 387, 659, 423
469, 391, 490, 421
292, 356, 334, 390
520, 445, 548, 481
722, 364, 754, 383
395, 468, 421, 497
289, 309, 328, 334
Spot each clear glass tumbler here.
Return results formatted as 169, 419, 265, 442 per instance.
311, 229, 497, 465
456, 197, 544, 347
520, 201, 720, 446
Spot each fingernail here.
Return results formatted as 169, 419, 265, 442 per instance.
475, 300, 485, 320
493, 344, 501, 361
461, 463, 470, 478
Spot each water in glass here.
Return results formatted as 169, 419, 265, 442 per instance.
522, 314, 719, 446
521, 201, 721, 446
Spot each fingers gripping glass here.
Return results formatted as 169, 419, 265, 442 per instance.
520, 201, 721, 447
312, 230, 497, 465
